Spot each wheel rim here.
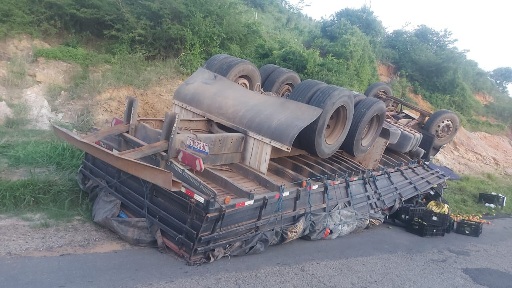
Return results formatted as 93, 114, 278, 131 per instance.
277, 84, 293, 98
435, 119, 454, 140
235, 77, 250, 89
324, 106, 347, 145
361, 114, 381, 147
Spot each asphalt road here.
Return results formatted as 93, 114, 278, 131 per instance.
1, 217, 511, 288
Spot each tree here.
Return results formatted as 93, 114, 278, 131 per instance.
490, 67, 512, 93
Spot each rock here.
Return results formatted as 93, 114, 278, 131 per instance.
23, 84, 56, 130
0, 101, 13, 125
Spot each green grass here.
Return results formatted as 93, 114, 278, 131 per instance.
463, 117, 507, 134
69, 54, 180, 98
444, 174, 512, 216
0, 128, 89, 220
34, 46, 112, 67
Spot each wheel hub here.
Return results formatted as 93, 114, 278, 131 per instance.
324, 106, 347, 145
235, 77, 250, 89
277, 84, 293, 98
435, 119, 454, 139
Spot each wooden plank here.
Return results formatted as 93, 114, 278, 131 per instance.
228, 163, 279, 192
243, 137, 271, 174
83, 124, 129, 143
199, 168, 254, 200
118, 140, 169, 160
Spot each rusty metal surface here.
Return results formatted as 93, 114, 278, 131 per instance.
53, 125, 182, 191
174, 68, 322, 150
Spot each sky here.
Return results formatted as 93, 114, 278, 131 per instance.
289, 0, 512, 72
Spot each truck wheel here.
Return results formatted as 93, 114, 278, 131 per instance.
364, 82, 396, 110
353, 93, 366, 105
424, 109, 460, 147
364, 82, 393, 98
215, 58, 262, 91
262, 67, 301, 97
341, 98, 386, 157
203, 54, 233, 72
288, 79, 327, 103
301, 85, 354, 158
259, 64, 281, 85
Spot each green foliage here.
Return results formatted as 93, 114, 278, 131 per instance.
309, 19, 378, 91
34, 46, 111, 67
444, 175, 512, 215
462, 116, 507, 134
327, 6, 386, 57
0, 128, 88, 219
0, 0, 34, 37
490, 67, 512, 93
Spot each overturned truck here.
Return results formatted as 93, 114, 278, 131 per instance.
54, 55, 460, 264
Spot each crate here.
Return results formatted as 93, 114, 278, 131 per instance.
478, 193, 506, 207
406, 220, 445, 237
393, 205, 425, 223
421, 210, 450, 227
454, 220, 483, 237
445, 218, 455, 233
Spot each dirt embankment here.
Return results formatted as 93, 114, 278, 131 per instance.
0, 35, 181, 130
434, 127, 512, 176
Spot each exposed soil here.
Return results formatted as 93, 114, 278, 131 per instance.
434, 127, 512, 176
407, 89, 434, 112
94, 78, 181, 127
474, 92, 494, 105
0, 215, 131, 257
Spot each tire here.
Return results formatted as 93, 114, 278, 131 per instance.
203, 54, 233, 72
353, 93, 366, 105
300, 85, 354, 158
341, 98, 386, 157
423, 110, 460, 147
364, 82, 396, 110
215, 58, 262, 91
288, 79, 327, 103
262, 68, 301, 97
364, 82, 393, 98
259, 64, 281, 85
